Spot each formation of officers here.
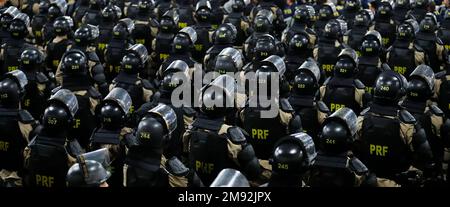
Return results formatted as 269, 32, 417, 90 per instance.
0, 0, 450, 187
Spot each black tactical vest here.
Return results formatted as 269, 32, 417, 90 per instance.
73, 5, 90, 27
113, 75, 144, 114
84, 9, 102, 26
205, 44, 232, 72
22, 75, 48, 119
438, 21, 450, 53
132, 17, 153, 51
0, 30, 10, 45
97, 22, 114, 63
359, 106, 412, 179
415, 32, 439, 72
30, 14, 47, 46
0, 109, 25, 171
177, 4, 195, 28
42, 21, 55, 43
347, 26, 367, 53
2, 39, 30, 75
317, 38, 342, 77
409, 8, 427, 23
155, 32, 175, 67
46, 38, 73, 73
313, 20, 328, 39
125, 147, 169, 187
192, 24, 213, 62
436, 72, 450, 118
322, 78, 361, 114
288, 95, 320, 143
357, 55, 381, 94
284, 55, 307, 84
189, 117, 238, 186
393, 7, 409, 24
159, 96, 186, 159
26, 136, 68, 187
374, 18, 396, 48
105, 39, 128, 82
387, 41, 416, 77
224, 12, 246, 46
309, 153, 356, 187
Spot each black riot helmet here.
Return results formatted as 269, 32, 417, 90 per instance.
112, 18, 134, 39
256, 55, 287, 97
100, 88, 132, 129
173, 26, 197, 53
354, 9, 373, 27
419, 13, 438, 32
271, 132, 317, 175
414, 0, 428, 8
292, 58, 321, 96
288, 33, 309, 53
407, 64, 434, 101
214, 23, 237, 44
89, 0, 105, 9
66, 159, 111, 187
319, 107, 357, 154
101, 4, 122, 23
319, 3, 338, 20
324, 18, 347, 39
214, 47, 244, 74
160, 9, 179, 33
334, 48, 358, 78
53, 16, 73, 36
161, 60, 191, 94
74, 24, 100, 47
48, 0, 67, 19
195, 0, 212, 23
61, 49, 89, 76
293, 6, 312, 24
0, 70, 28, 109
253, 9, 274, 33
20, 48, 44, 72
39, 1, 50, 15
138, 0, 154, 12
0, 6, 19, 31
373, 70, 405, 104
360, 30, 383, 56
254, 34, 277, 61
43, 89, 79, 133
395, 0, 410, 8
231, 0, 245, 12
345, 0, 361, 10
200, 74, 236, 118
121, 44, 148, 74
137, 103, 177, 149
397, 18, 418, 40
9, 13, 30, 39
377, 0, 393, 18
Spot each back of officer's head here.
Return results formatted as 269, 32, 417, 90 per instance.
406, 65, 435, 102
99, 102, 126, 130
66, 160, 110, 187
61, 50, 88, 76
0, 78, 21, 109
293, 71, 318, 97
288, 33, 309, 53
373, 70, 404, 105
42, 101, 72, 133
136, 115, 169, 151
334, 48, 357, 78
20, 48, 44, 71
121, 53, 141, 74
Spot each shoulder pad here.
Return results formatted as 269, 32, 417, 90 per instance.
141, 79, 155, 90
316, 101, 330, 113
36, 72, 49, 83
414, 44, 424, 52
436, 71, 447, 78
430, 105, 444, 116
51, 86, 62, 95
183, 107, 196, 116
227, 127, 247, 144
88, 51, 100, 62
323, 77, 331, 85
353, 79, 365, 89
87, 87, 102, 99
166, 157, 189, 176
280, 98, 294, 112
399, 109, 416, 124
436, 37, 444, 45
349, 157, 369, 175
306, 28, 316, 35
18, 110, 35, 124
205, 47, 213, 54
360, 107, 370, 116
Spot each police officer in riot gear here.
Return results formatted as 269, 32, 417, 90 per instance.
240, 55, 302, 161
45, 16, 74, 75
223, 0, 251, 47
415, 13, 447, 73
354, 70, 436, 186
0, 13, 32, 75
214, 47, 244, 75
249, 0, 286, 37
155, 0, 174, 20
111, 44, 154, 116
243, 34, 282, 76
24, 89, 80, 187
438, 9, 450, 54
66, 158, 111, 187
313, 19, 347, 78
204, 23, 237, 72
81, 0, 104, 26
97, 4, 122, 63
281, 5, 317, 46
319, 48, 368, 115
126, 103, 190, 187
386, 19, 427, 77
43, 0, 67, 43
393, 0, 411, 24
340, 0, 362, 29
0, 7, 19, 45
313, 2, 338, 39
308, 108, 377, 187
57, 49, 102, 150
185, 75, 261, 186
434, 54, 450, 118
357, 31, 386, 94
19, 48, 52, 119
30, 2, 49, 47
104, 18, 135, 83
288, 58, 330, 143
408, 0, 429, 23
244, 9, 276, 61
192, 0, 214, 63
284, 33, 315, 83
267, 132, 317, 187
0, 70, 37, 187
130, 0, 159, 55
401, 65, 450, 180
175, 0, 196, 29
343, 9, 373, 54
72, 0, 90, 27
374, 0, 396, 48
89, 88, 132, 187
150, 10, 179, 76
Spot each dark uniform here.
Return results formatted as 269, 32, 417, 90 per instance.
313, 19, 347, 78
244, 9, 276, 61
308, 108, 377, 187
42, 0, 67, 43
343, 9, 373, 55
81, 0, 104, 26
30, 3, 49, 47
23, 89, 80, 187
72, 0, 90, 27
414, 13, 447, 72
434, 57, 450, 118
175, 0, 196, 29
357, 31, 385, 94
0, 70, 37, 187
45, 16, 73, 75
386, 19, 427, 77
191, 0, 214, 63
288, 59, 329, 143
66, 150, 111, 187
374, 0, 396, 48
89, 88, 133, 187
392, 0, 411, 24
155, 0, 174, 19
204, 23, 237, 73
130, 0, 159, 54
0, 7, 19, 46
354, 70, 435, 186
96, 5, 122, 63
249, 0, 286, 37
407, 0, 429, 23
185, 75, 261, 186
223, 0, 251, 47
339, 0, 362, 29
319, 48, 368, 115
437, 9, 450, 54
313, 2, 339, 39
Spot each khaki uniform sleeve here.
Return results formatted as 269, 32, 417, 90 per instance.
317, 110, 328, 125
89, 97, 100, 114
37, 83, 46, 96
182, 130, 192, 153
183, 115, 194, 130
142, 88, 153, 102
18, 122, 33, 143
354, 88, 366, 107
436, 43, 445, 62
430, 113, 443, 139
319, 85, 326, 100
55, 63, 63, 85
355, 116, 365, 141
399, 122, 415, 152
433, 79, 442, 99
313, 47, 319, 61
414, 50, 425, 66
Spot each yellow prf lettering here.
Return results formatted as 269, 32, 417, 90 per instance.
178, 22, 187, 28
195, 161, 214, 174
98, 43, 107, 50
8, 66, 18, 72
251, 129, 269, 139
52, 60, 60, 67
0, 141, 9, 151
159, 53, 169, 60
330, 103, 345, 112
369, 144, 388, 156
382, 38, 389, 45
365, 87, 373, 94
322, 64, 334, 72
36, 175, 54, 187
129, 105, 135, 113
24, 99, 30, 107
73, 119, 81, 129
194, 44, 203, 51
393, 66, 406, 75
136, 39, 145, 44
445, 45, 450, 50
